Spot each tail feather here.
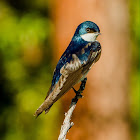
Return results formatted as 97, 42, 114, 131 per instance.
34, 96, 54, 117
45, 104, 52, 114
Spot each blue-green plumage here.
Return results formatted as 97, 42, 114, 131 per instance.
52, 21, 100, 88
52, 40, 100, 88
34, 21, 101, 117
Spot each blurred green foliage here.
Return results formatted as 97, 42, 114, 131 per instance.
129, 0, 140, 140
0, 1, 60, 140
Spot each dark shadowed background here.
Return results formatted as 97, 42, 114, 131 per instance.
0, 0, 139, 140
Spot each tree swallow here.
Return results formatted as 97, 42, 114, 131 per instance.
34, 21, 101, 117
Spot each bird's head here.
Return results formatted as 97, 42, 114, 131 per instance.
73, 21, 100, 42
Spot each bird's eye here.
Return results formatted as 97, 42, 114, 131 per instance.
86, 28, 91, 33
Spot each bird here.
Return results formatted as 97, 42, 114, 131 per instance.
34, 21, 101, 117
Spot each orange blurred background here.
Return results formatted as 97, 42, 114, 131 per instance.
53, 0, 130, 139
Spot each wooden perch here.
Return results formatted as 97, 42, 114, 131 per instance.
58, 78, 87, 140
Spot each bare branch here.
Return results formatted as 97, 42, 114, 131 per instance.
58, 78, 87, 140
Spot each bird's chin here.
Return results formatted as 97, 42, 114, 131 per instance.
80, 33, 98, 42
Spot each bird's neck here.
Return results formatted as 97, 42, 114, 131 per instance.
72, 35, 88, 46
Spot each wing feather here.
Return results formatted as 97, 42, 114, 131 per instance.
34, 41, 101, 117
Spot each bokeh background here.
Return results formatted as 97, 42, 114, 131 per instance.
0, 0, 139, 140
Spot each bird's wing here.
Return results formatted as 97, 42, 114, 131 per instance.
56, 41, 102, 100
34, 41, 101, 116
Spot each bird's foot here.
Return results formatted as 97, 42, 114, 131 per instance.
72, 77, 87, 94
79, 77, 87, 91
71, 77, 87, 104
72, 87, 83, 99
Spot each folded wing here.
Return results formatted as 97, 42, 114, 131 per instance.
34, 41, 101, 117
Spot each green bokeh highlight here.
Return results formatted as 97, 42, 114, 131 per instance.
0, 1, 60, 140
129, 0, 140, 140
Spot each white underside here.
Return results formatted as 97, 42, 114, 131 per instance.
81, 33, 98, 42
